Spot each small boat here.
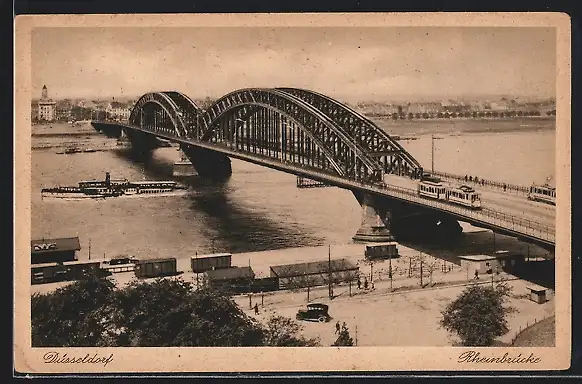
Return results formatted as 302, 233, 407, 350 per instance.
61, 146, 83, 154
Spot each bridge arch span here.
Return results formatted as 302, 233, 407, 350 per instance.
200, 101, 347, 177
129, 92, 191, 138
195, 88, 386, 182
277, 87, 422, 173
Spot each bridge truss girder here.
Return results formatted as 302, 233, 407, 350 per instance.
276, 88, 423, 176
201, 93, 380, 182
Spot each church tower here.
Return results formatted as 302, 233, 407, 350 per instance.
37, 85, 56, 122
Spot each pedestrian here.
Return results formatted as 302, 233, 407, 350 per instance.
342, 322, 347, 332
503, 184, 507, 192
357, 278, 361, 289
469, 176, 473, 182
335, 321, 341, 334
254, 303, 259, 315
464, 175, 468, 182
474, 270, 479, 280
364, 279, 368, 289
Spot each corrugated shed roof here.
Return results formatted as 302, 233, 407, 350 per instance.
31, 237, 81, 254
270, 258, 358, 278
206, 266, 254, 281
137, 257, 176, 264
191, 253, 232, 260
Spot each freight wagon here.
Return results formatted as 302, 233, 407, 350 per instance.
190, 253, 232, 273
31, 262, 66, 284
31, 259, 105, 284
134, 257, 177, 278
365, 243, 400, 260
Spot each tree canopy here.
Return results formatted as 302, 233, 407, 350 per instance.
262, 316, 320, 347
439, 283, 514, 346
31, 274, 116, 347
31, 273, 318, 347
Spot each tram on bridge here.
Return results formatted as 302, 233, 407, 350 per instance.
527, 183, 556, 205
416, 176, 482, 210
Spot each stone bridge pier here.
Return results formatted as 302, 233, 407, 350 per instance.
124, 128, 160, 160
352, 192, 395, 242
351, 192, 464, 243
180, 144, 232, 180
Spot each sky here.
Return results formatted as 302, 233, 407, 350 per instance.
31, 27, 556, 103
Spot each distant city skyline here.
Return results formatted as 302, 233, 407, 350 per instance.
32, 27, 556, 103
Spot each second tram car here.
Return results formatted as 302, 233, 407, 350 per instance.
445, 185, 482, 209
527, 183, 556, 205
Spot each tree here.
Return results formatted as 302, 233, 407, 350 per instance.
108, 278, 265, 347
439, 283, 514, 346
262, 316, 320, 346
424, 258, 439, 286
31, 272, 116, 347
332, 323, 354, 346
31, 275, 321, 347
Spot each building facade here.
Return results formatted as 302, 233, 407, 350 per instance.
106, 100, 131, 121
37, 85, 56, 122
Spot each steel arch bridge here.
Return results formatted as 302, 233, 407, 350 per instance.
126, 88, 423, 183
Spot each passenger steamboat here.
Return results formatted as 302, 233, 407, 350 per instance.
41, 172, 189, 200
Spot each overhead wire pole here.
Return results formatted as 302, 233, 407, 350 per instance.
195, 251, 199, 290
431, 134, 435, 173
389, 251, 393, 290
328, 244, 332, 299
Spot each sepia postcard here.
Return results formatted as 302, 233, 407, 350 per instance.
14, 13, 571, 374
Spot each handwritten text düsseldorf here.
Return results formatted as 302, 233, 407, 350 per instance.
43, 352, 114, 367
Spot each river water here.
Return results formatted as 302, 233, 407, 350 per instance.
30, 118, 556, 261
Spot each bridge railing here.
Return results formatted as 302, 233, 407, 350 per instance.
365, 183, 555, 243
275, 160, 554, 243
271, 158, 554, 243
431, 170, 531, 196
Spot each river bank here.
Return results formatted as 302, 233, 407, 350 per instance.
30, 226, 551, 294
29, 239, 555, 347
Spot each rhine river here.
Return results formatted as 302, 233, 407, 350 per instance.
30, 118, 556, 261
